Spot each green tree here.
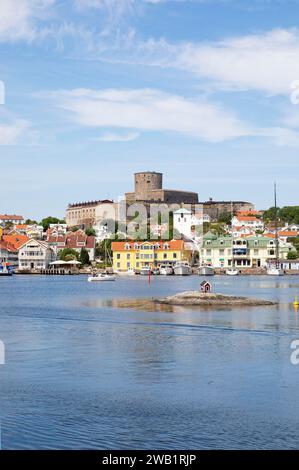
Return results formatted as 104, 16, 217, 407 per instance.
287, 251, 298, 260
40, 216, 65, 231
218, 211, 232, 225
71, 226, 79, 232
85, 227, 96, 236
59, 248, 79, 261
25, 219, 38, 225
79, 248, 90, 265
96, 239, 113, 262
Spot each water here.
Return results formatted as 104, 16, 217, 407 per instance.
0, 274, 299, 449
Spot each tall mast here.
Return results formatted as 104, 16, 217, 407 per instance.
274, 183, 279, 267
231, 201, 234, 269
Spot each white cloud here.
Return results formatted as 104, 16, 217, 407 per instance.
0, 0, 55, 42
175, 29, 299, 95
0, 120, 32, 145
47, 87, 252, 142
95, 131, 140, 141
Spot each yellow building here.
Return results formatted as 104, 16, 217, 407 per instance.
112, 240, 193, 272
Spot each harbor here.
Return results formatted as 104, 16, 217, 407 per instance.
0, 274, 299, 449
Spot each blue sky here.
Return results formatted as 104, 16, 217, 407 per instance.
1, 0, 299, 219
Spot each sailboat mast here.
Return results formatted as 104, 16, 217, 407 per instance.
231, 201, 234, 268
274, 183, 280, 267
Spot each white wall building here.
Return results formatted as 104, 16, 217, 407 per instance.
18, 239, 56, 271
173, 208, 202, 240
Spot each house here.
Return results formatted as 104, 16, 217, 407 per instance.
231, 226, 255, 238
47, 229, 96, 261
173, 208, 202, 240
0, 214, 24, 227
232, 216, 264, 231
112, 240, 193, 272
200, 233, 296, 269
18, 239, 56, 271
0, 240, 18, 268
15, 224, 44, 240
200, 280, 212, 293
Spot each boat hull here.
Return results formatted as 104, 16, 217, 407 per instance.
267, 268, 284, 276
88, 275, 116, 282
174, 265, 192, 276
226, 269, 239, 276
199, 266, 214, 276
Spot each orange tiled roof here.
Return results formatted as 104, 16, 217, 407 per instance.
236, 216, 260, 222
112, 240, 185, 251
3, 234, 29, 250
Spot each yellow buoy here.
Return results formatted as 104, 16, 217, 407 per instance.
294, 295, 299, 307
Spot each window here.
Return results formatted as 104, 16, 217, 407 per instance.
173, 253, 177, 259
117, 254, 120, 259
127, 262, 130, 268
163, 253, 167, 259
127, 254, 130, 259
117, 262, 120, 268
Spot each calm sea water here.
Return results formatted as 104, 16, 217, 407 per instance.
0, 274, 299, 449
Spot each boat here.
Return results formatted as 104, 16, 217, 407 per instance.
199, 265, 214, 276
267, 183, 284, 276
226, 268, 239, 276
140, 266, 152, 276
226, 202, 239, 276
0, 263, 13, 277
88, 272, 116, 282
173, 261, 192, 276
160, 265, 174, 275
116, 269, 136, 276
88, 239, 116, 281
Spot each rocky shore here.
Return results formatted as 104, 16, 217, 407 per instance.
156, 291, 277, 306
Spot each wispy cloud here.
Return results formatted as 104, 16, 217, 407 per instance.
0, 119, 33, 145
94, 130, 140, 141
42, 87, 252, 142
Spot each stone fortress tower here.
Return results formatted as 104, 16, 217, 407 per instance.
134, 172, 163, 201
125, 171, 199, 205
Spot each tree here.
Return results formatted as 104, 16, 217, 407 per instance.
287, 251, 298, 260
25, 219, 38, 225
59, 248, 78, 261
218, 211, 232, 225
40, 216, 65, 231
96, 239, 112, 262
79, 248, 90, 265
263, 206, 280, 223
71, 226, 79, 232
85, 227, 96, 236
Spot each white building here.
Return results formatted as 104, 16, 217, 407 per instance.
18, 239, 56, 271
173, 208, 202, 240
232, 216, 264, 231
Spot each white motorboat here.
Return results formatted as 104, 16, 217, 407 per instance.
160, 265, 174, 275
173, 261, 192, 276
140, 266, 152, 276
116, 269, 135, 276
88, 272, 116, 282
226, 268, 239, 276
267, 267, 284, 276
199, 265, 214, 276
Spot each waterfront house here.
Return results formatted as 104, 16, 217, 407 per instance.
232, 216, 264, 232
200, 233, 296, 269
0, 240, 18, 268
47, 229, 96, 261
18, 239, 56, 271
112, 240, 193, 272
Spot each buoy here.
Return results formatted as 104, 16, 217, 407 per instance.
294, 295, 299, 307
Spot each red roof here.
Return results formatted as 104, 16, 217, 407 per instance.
112, 240, 185, 251
236, 216, 260, 222
48, 229, 95, 249
2, 234, 29, 250
0, 214, 23, 221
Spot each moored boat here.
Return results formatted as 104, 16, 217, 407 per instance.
140, 266, 152, 276
173, 261, 192, 276
160, 265, 174, 275
0, 263, 13, 277
267, 266, 284, 276
199, 265, 214, 276
226, 268, 239, 276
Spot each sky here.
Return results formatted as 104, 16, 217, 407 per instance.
1, 0, 299, 219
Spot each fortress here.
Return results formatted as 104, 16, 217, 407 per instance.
125, 172, 199, 205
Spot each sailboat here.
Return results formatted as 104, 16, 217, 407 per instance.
88, 240, 116, 282
267, 183, 284, 276
226, 202, 239, 276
